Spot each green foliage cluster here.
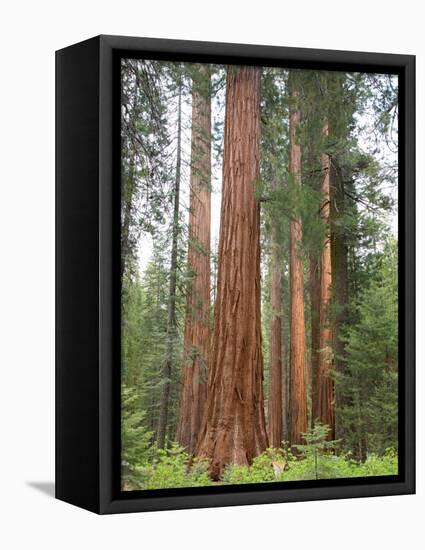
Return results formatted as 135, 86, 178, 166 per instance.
121, 59, 172, 283
122, 384, 212, 491
121, 385, 155, 489
142, 449, 211, 490
337, 240, 398, 459
123, 442, 212, 491
121, 235, 187, 459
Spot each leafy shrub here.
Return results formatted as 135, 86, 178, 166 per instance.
134, 444, 213, 490
357, 448, 398, 477
222, 447, 288, 484
221, 464, 252, 484
189, 457, 214, 487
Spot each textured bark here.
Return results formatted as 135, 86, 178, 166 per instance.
309, 254, 320, 425
314, 122, 335, 438
177, 65, 211, 455
157, 81, 182, 448
195, 66, 268, 479
330, 161, 349, 439
268, 232, 283, 448
288, 75, 307, 447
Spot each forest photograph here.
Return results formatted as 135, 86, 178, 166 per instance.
120, 57, 399, 491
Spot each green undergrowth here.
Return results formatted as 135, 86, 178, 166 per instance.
221, 447, 398, 485
122, 441, 398, 491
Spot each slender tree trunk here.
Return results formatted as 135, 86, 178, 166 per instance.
212, 240, 218, 304
121, 77, 138, 281
195, 66, 268, 479
121, 154, 135, 280
288, 74, 307, 447
177, 65, 211, 455
309, 254, 320, 425
304, 124, 321, 428
282, 303, 289, 442
268, 225, 283, 448
330, 161, 349, 439
314, 122, 335, 438
157, 79, 182, 448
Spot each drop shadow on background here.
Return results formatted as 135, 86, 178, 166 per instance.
26, 481, 55, 498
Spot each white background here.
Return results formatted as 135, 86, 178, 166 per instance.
0, 1, 422, 548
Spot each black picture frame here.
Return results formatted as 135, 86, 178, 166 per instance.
56, 34, 415, 514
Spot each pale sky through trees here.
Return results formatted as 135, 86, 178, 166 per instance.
136, 68, 225, 277
135, 67, 397, 279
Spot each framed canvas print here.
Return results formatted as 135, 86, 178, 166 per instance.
56, 35, 415, 514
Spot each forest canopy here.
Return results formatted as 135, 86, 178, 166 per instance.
120, 59, 398, 491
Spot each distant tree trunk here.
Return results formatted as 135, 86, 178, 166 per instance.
121, 164, 135, 281
212, 240, 218, 304
309, 254, 320, 424
121, 80, 139, 281
195, 66, 268, 479
305, 126, 321, 428
282, 307, 289, 442
330, 161, 349, 439
157, 78, 182, 448
268, 222, 283, 448
314, 122, 335, 438
177, 65, 211, 455
288, 74, 307, 447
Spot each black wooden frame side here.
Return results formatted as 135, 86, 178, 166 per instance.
401, 52, 415, 496
55, 37, 101, 513
56, 35, 415, 515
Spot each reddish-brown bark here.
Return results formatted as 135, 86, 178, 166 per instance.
176, 65, 211, 455
195, 66, 268, 479
268, 236, 283, 448
314, 122, 335, 438
288, 75, 308, 447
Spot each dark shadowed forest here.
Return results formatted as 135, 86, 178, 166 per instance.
120, 59, 398, 490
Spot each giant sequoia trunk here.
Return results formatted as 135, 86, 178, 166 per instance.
268, 227, 283, 448
314, 122, 335, 438
195, 66, 268, 479
157, 80, 182, 449
288, 74, 307, 447
176, 65, 211, 455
